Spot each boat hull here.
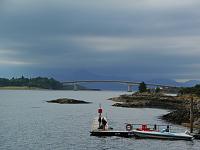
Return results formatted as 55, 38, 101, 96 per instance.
133, 130, 193, 140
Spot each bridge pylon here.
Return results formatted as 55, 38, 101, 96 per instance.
127, 84, 132, 92
73, 83, 78, 91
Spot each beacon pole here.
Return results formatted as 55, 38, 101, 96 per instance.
190, 95, 194, 133
98, 104, 103, 128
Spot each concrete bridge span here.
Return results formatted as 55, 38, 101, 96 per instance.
62, 80, 177, 92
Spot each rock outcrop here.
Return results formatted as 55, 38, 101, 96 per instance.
47, 98, 91, 104
109, 93, 200, 128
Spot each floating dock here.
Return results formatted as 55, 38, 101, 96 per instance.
90, 130, 134, 137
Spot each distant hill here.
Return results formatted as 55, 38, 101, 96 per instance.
181, 80, 200, 87
146, 79, 179, 86
146, 79, 200, 87
5, 73, 199, 91
60, 70, 130, 91
67, 78, 200, 91
58, 70, 200, 90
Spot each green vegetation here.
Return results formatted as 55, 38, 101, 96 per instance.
179, 84, 200, 96
138, 81, 147, 93
0, 76, 63, 89
155, 87, 160, 93
0, 76, 86, 90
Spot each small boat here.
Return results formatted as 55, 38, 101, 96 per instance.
133, 130, 193, 140
132, 124, 193, 140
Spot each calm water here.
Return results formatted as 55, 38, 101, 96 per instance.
0, 90, 199, 150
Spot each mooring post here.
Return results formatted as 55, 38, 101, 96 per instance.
190, 95, 194, 133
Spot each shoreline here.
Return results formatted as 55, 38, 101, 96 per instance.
108, 92, 200, 130
0, 86, 42, 90
0, 86, 101, 91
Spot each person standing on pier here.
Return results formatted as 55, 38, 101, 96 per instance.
102, 117, 107, 130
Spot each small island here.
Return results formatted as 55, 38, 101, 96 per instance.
46, 98, 91, 104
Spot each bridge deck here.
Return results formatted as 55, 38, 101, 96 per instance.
62, 80, 177, 88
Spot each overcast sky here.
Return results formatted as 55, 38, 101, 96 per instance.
1, 0, 200, 81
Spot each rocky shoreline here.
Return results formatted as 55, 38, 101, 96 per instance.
109, 93, 200, 129
47, 98, 91, 104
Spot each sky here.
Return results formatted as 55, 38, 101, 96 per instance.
1, 0, 200, 81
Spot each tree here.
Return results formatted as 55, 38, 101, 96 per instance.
179, 84, 200, 96
138, 82, 147, 93
155, 87, 160, 93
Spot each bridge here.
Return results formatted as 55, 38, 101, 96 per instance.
62, 80, 177, 92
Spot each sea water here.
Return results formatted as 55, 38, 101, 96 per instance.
0, 90, 199, 150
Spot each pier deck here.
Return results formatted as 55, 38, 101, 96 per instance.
90, 130, 134, 137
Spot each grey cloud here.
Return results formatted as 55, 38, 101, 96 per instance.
1, 0, 200, 80
1, 0, 200, 38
